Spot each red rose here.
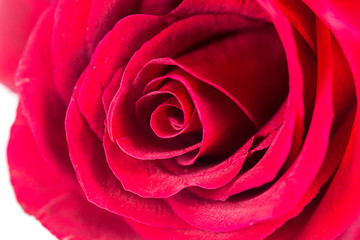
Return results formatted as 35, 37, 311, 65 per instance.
1, 0, 360, 239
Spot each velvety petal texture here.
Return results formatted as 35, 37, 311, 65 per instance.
4, 0, 360, 239
0, 0, 49, 90
8, 105, 141, 240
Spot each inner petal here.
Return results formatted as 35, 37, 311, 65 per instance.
150, 101, 185, 138
136, 79, 200, 139
167, 107, 184, 130
158, 70, 258, 165
173, 25, 288, 127
107, 14, 287, 166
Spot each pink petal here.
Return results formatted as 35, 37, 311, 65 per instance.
66, 94, 191, 229
189, 102, 290, 201
166, 1, 335, 232
173, 0, 270, 21
104, 132, 252, 198
87, 0, 181, 53
15, 3, 76, 181
8, 106, 140, 240
289, 0, 360, 238
51, 0, 92, 103
0, 0, 49, 90
78, 14, 168, 138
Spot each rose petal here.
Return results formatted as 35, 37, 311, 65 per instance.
126, 217, 280, 240
290, 0, 360, 237
336, 213, 360, 240
86, 0, 140, 54
112, 67, 256, 162
139, 0, 182, 15
66, 95, 191, 229
0, 0, 49, 90
87, 0, 182, 53
104, 132, 252, 198
189, 102, 289, 201
15, 3, 76, 182
109, 13, 267, 134
126, 207, 307, 240
173, 0, 270, 21
266, 103, 355, 239
275, 0, 317, 50
136, 80, 198, 139
77, 14, 168, 138
172, 26, 288, 126
51, 0, 92, 103
125, 95, 355, 239
166, 1, 335, 231
8, 106, 140, 240
53, 0, 181, 105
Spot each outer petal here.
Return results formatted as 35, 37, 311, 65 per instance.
126, 217, 282, 240
52, 0, 184, 104
265, 97, 355, 240
87, 0, 182, 53
0, 0, 49, 90
8, 105, 140, 240
15, 3, 76, 182
336, 214, 360, 240
51, 0, 92, 103
276, 0, 316, 50
78, 14, 168, 139
292, 0, 360, 238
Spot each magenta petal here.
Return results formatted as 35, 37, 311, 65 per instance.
139, 0, 182, 15
77, 14, 169, 135
166, 6, 335, 234
275, 0, 316, 50
8, 0, 360, 238
126, 209, 296, 240
102, 67, 125, 113
110, 67, 256, 162
336, 214, 360, 240
86, 0, 139, 53
173, 0, 270, 21
107, 14, 267, 161
105, 133, 252, 198
0, 0, 49, 90
150, 100, 185, 138
189, 102, 291, 201
289, 0, 360, 237
66, 97, 190, 229
137, 79, 197, 139
172, 26, 288, 126
77, 67, 106, 139
51, 0, 92, 103
87, 0, 181, 53
113, 14, 266, 101
15, 3, 76, 182
8, 106, 140, 240
166, 71, 256, 159
266, 104, 355, 240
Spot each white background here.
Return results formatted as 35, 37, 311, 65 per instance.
0, 84, 56, 239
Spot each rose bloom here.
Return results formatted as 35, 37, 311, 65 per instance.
1, 0, 360, 239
